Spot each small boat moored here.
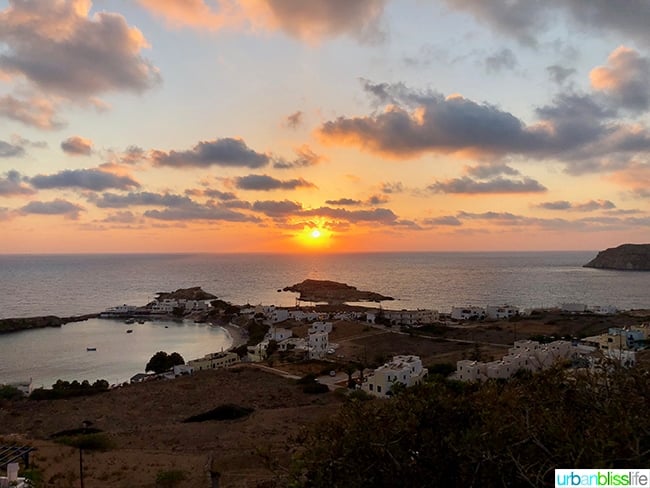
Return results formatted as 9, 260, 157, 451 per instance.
126, 329, 133, 333
86, 347, 97, 351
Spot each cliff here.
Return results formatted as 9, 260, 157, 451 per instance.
155, 286, 217, 301
282, 279, 394, 304
584, 243, 650, 271
0, 314, 98, 334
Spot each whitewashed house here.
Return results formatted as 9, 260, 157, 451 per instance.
309, 321, 333, 334
247, 341, 269, 362
383, 309, 439, 326
450, 306, 486, 321
308, 331, 329, 359
361, 355, 428, 398
102, 304, 139, 316
266, 327, 293, 342
561, 303, 587, 313
588, 304, 618, 315
288, 310, 321, 322
486, 304, 519, 320
188, 351, 239, 371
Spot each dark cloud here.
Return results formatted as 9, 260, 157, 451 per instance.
252, 200, 303, 217
590, 47, 650, 112
152, 138, 269, 168
0, 94, 64, 129
320, 81, 650, 175
203, 189, 238, 201
30, 169, 140, 191
325, 198, 362, 206
441, 0, 650, 47
300, 206, 398, 224
234, 174, 316, 191
366, 194, 389, 205
0, 0, 160, 97
285, 111, 303, 129
20, 199, 84, 219
465, 164, 520, 178
61, 135, 93, 155
423, 215, 463, 226
547, 65, 576, 85
273, 145, 323, 169
0, 140, 25, 158
538, 199, 616, 211
0, 170, 35, 196
102, 211, 138, 224
380, 182, 404, 194
428, 176, 546, 194
90, 191, 191, 208
144, 202, 258, 222
485, 48, 517, 73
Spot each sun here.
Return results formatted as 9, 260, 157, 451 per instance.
294, 225, 333, 250
310, 229, 321, 239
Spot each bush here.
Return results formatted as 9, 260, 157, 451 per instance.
145, 351, 185, 374
0, 384, 24, 400
302, 382, 329, 394
426, 363, 455, 378
30, 379, 109, 400
183, 404, 254, 422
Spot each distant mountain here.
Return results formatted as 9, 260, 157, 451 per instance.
584, 244, 650, 271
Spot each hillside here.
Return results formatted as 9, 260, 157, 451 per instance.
584, 243, 650, 271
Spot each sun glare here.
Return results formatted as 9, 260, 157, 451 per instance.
310, 229, 321, 239
295, 226, 332, 250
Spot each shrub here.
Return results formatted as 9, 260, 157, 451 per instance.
183, 404, 254, 422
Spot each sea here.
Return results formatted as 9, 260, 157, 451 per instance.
1, 252, 649, 388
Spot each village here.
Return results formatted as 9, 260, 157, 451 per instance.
102, 284, 649, 398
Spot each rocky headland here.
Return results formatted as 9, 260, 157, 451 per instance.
0, 314, 98, 334
154, 286, 217, 301
282, 279, 394, 304
584, 243, 650, 271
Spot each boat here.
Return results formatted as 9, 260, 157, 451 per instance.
86, 347, 97, 351
125, 318, 135, 324
126, 329, 133, 333
138, 320, 145, 324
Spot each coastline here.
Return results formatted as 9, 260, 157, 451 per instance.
219, 321, 248, 349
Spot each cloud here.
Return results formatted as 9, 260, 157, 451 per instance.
441, 0, 650, 47
0, 0, 160, 97
547, 65, 576, 85
380, 182, 404, 194
30, 168, 140, 191
152, 137, 269, 168
300, 206, 398, 224
428, 176, 546, 194
90, 191, 191, 208
285, 110, 303, 129
538, 199, 616, 211
485, 48, 517, 73
252, 199, 303, 217
0, 140, 24, 158
202, 189, 238, 201
102, 211, 138, 224
20, 198, 84, 219
0, 170, 35, 196
590, 46, 650, 112
234, 174, 316, 191
138, 0, 388, 42
319, 81, 650, 175
325, 198, 362, 206
366, 194, 389, 205
465, 164, 520, 178
61, 135, 93, 155
144, 201, 258, 222
423, 216, 463, 226
0, 94, 64, 129
273, 145, 323, 169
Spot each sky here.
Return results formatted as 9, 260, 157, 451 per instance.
1, 0, 649, 254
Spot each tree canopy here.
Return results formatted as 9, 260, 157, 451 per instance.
289, 365, 650, 487
145, 351, 185, 374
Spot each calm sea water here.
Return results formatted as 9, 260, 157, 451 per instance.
1, 252, 649, 386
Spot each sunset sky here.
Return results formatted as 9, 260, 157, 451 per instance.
1, 0, 649, 253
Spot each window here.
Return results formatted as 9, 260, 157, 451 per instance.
369, 384, 373, 391
377, 385, 382, 393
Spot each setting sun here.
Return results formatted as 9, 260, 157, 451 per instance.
310, 229, 321, 239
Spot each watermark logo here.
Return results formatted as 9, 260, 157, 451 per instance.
555, 469, 650, 487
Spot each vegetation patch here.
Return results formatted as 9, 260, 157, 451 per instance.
30, 379, 109, 400
182, 403, 254, 423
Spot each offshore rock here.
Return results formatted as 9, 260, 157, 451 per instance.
282, 279, 394, 304
584, 243, 650, 271
155, 287, 217, 301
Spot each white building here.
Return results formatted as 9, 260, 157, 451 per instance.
309, 321, 333, 334
247, 341, 269, 362
266, 327, 293, 342
361, 355, 428, 398
308, 331, 329, 359
450, 306, 486, 321
102, 304, 139, 316
456, 340, 575, 382
588, 304, 618, 315
485, 304, 519, 320
382, 309, 439, 327
288, 310, 321, 322
0, 463, 27, 488
188, 351, 239, 371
